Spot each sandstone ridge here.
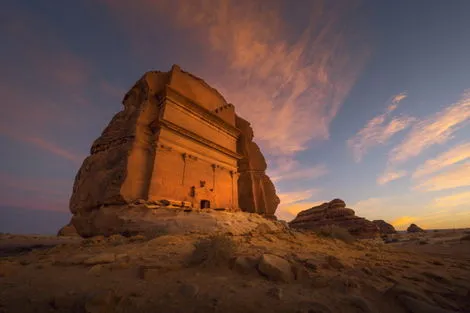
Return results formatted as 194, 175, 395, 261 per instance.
288, 199, 380, 238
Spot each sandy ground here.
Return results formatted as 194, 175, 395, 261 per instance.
0, 229, 469, 313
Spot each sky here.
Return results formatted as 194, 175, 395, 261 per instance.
1, 0, 470, 234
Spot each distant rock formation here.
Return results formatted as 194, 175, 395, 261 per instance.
407, 223, 425, 233
289, 199, 379, 238
372, 220, 397, 234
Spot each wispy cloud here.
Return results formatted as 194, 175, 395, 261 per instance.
389, 90, 470, 164
390, 92, 408, 107
275, 188, 323, 221
277, 188, 319, 206
378, 89, 470, 185
270, 162, 327, 183
414, 162, 470, 192
432, 191, 470, 209
348, 92, 413, 162
377, 168, 407, 185
413, 142, 470, 179
104, 0, 370, 157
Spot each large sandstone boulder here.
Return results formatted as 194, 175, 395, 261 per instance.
257, 254, 294, 282
372, 220, 397, 234
236, 116, 280, 218
288, 199, 379, 238
407, 223, 425, 233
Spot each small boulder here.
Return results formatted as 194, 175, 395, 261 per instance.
179, 283, 199, 298
257, 254, 294, 282
231, 256, 259, 275
267, 287, 283, 300
325, 255, 345, 270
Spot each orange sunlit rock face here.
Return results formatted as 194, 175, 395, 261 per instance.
69, 65, 279, 226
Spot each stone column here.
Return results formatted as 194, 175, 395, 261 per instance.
181, 153, 187, 185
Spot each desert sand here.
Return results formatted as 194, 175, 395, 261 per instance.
1, 223, 469, 313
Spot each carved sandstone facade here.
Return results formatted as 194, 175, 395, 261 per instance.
70, 65, 279, 221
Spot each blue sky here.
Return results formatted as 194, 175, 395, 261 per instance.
1, 0, 469, 234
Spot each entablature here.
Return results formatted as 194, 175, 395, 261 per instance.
160, 85, 241, 139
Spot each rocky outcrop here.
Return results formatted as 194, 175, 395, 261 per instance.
236, 116, 280, 218
372, 220, 397, 234
68, 65, 279, 237
407, 223, 425, 233
288, 199, 379, 238
70, 205, 286, 238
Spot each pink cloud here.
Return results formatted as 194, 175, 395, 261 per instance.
0, 173, 71, 197
0, 174, 70, 212
277, 189, 320, 206
104, 0, 371, 156
0, 124, 84, 164
377, 168, 407, 185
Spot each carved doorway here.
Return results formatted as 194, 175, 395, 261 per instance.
200, 200, 210, 209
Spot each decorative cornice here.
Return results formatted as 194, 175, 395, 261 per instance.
163, 85, 240, 138
159, 119, 244, 160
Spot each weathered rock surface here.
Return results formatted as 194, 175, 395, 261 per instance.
236, 116, 280, 218
70, 70, 166, 215
372, 220, 397, 234
83, 253, 116, 265
71, 205, 286, 237
57, 221, 79, 237
288, 199, 379, 238
407, 223, 425, 233
68, 65, 279, 236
